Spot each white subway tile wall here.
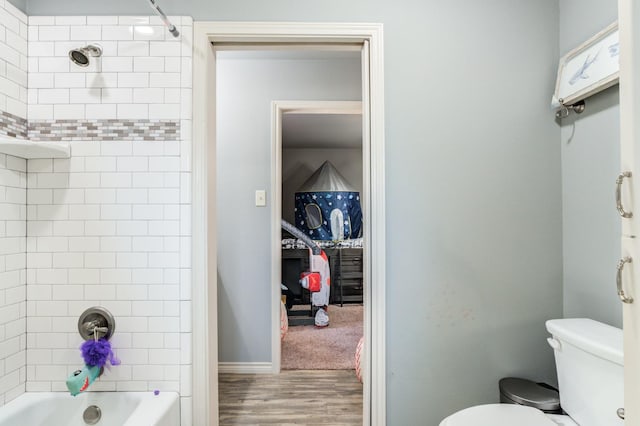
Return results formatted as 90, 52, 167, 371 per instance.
9, 14, 190, 424
0, 154, 27, 406
27, 15, 189, 143
0, 1, 28, 138
0, 1, 28, 407
26, 140, 191, 391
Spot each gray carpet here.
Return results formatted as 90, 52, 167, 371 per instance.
281, 304, 363, 370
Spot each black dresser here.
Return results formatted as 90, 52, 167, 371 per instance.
281, 247, 363, 306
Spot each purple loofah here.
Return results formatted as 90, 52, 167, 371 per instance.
81, 338, 121, 368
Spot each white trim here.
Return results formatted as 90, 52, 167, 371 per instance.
218, 362, 274, 374
274, 100, 363, 115
619, 0, 640, 422
360, 39, 372, 425
214, 43, 363, 52
271, 100, 364, 376
192, 21, 217, 426
365, 32, 387, 426
270, 101, 283, 374
192, 22, 385, 426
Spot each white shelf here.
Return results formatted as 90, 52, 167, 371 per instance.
0, 139, 70, 159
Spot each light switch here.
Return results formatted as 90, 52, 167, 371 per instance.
255, 190, 267, 207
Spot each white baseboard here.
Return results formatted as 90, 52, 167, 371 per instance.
218, 362, 274, 374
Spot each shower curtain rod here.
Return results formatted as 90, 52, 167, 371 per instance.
147, 0, 180, 38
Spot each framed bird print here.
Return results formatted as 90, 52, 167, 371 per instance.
552, 21, 619, 110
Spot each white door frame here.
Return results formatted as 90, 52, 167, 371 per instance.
271, 100, 364, 373
191, 22, 386, 426
619, 1, 640, 423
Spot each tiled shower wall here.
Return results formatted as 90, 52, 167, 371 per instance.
0, 0, 28, 407
0, 1, 27, 137
0, 155, 26, 406
23, 15, 192, 424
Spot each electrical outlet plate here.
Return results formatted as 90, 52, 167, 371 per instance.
255, 190, 266, 207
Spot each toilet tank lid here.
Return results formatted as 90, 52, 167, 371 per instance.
545, 318, 622, 366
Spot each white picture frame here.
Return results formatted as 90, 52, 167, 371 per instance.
552, 21, 619, 108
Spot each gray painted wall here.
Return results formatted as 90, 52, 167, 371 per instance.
24, 0, 563, 424
559, 0, 621, 328
282, 148, 363, 225
6, 0, 25, 13
216, 56, 361, 363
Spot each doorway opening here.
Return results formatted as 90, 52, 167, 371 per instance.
276, 102, 365, 374
215, 47, 365, 423
191, 22, 385, 426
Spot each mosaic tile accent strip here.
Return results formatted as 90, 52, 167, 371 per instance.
28, 120, 180, 142
0, 111, 28, 139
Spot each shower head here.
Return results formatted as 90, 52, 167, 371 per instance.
69, 45, 102, 67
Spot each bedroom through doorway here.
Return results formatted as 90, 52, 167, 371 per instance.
279, 104, 365, 374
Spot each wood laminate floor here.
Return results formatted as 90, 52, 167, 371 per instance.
218, 370, 363, 425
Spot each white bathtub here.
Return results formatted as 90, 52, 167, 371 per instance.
0, 391, 179, 426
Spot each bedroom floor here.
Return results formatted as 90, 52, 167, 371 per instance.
218, 370, 363, 425
282, 304, 363, 370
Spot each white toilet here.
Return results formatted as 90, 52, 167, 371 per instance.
439, 318, 623, 426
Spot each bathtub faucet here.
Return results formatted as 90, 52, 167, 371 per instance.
81, 320, 109, 339
91, 326, 109, 336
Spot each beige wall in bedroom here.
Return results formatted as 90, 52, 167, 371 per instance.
281, 147, 363, 225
